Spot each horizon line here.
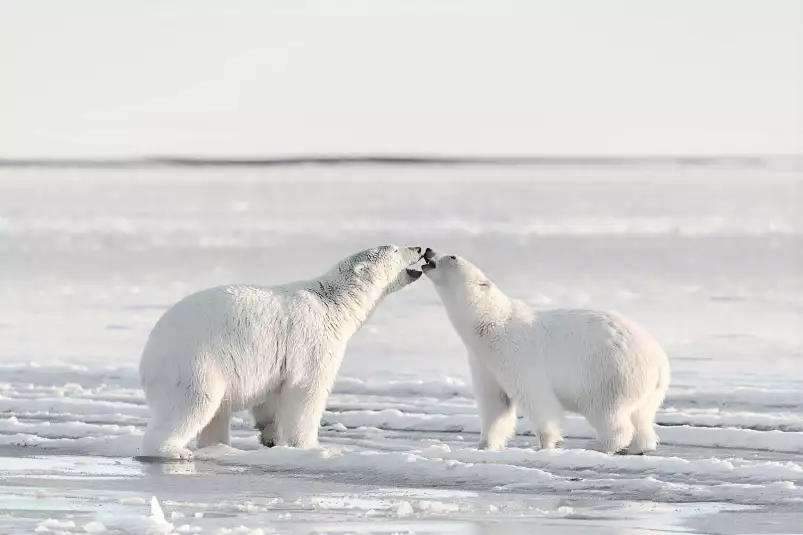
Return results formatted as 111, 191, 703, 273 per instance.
1, 153, 800, 169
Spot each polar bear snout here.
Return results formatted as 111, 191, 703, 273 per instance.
422, 248, 454, 274
422, 248, 439, 271
390, 245, 426, 286
399, 245, 424, 264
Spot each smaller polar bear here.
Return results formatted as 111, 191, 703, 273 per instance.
138, 245, 424, 460
422, 248, 670, 454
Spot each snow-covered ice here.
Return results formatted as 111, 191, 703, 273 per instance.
1, 161, 801, 534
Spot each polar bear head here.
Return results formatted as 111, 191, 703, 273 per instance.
336, 244, 425, 295
421, 248, 491, 290
421, 248, 507, 332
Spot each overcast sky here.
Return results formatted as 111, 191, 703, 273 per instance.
2, 0, 801, 157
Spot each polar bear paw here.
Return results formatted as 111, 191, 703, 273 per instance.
585, 439, 632, 455
537, 431, 563, 450
163, 446, 194, 460
627, 425, 659, 455
478, 439, 506, 451
137, 444, 194, 462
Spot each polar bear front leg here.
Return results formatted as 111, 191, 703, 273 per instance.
277, 384, 330, 448
196, 407, 232, 449
519, 388, 564, 450
251, 393, 281, 448
468, 353, 517, 451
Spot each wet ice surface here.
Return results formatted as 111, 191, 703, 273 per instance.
1, 372, 802, 534
0, 447, 767, 535
0, 162, 801, 533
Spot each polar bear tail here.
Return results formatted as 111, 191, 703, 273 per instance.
628, 354, 670, 454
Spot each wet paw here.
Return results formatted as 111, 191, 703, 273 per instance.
136, 445, 193, 462
259, 433, 276, 448
163, 445, 193, 460
478, 439, 505, 451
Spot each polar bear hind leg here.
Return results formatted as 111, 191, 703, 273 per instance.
140, 383, 225, 460
627, 387, 664, 454
585, 407, 635, 454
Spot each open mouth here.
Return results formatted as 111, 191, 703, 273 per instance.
406, 267, 423, 279
420, 248, 437, 273
406, 255, 426, 279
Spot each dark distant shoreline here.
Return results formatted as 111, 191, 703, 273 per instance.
0, 154, 796, 169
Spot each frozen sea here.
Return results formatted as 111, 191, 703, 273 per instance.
0, 161, 801, 534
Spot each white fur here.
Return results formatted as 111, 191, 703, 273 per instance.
422, 250, 670, 455
138, 245, 423, 460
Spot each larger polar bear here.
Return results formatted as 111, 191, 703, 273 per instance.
138, 245, 424, 460
421, 248, 670, 455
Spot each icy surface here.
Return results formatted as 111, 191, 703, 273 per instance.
0, 163, 801, 534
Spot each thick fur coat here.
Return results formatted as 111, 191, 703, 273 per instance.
422, 249, 670, 454
139, 245, 423, 459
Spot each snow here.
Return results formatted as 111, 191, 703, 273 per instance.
1, 163, 801, 534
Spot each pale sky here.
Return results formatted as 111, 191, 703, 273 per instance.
2, 0, 801, 157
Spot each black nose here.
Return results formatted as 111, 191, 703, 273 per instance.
424, 248, 435, 261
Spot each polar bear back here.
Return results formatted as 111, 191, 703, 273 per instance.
528, 308, 668, 413
139, 284, 337, 410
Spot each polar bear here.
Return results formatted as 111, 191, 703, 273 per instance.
421, 248, 670, 455
138, 245, 424, 460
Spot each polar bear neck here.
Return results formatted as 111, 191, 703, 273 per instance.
307, 272, 395, 337
435, 280, 514, 343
